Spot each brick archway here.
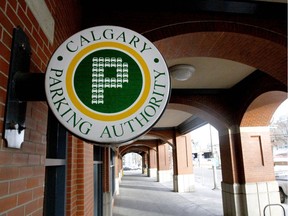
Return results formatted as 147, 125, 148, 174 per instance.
152, 23, 286, 85
241, 91, 287, 127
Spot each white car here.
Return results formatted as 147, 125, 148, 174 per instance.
274, 152, 288, 203
276, 175, 288, 203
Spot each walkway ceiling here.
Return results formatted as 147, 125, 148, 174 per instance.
79, 0, 287, 144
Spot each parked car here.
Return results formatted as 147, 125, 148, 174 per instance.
274, 152, 288, 204
276, 175, 288, 203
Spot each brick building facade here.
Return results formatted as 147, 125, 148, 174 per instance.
0, 0, 287, 215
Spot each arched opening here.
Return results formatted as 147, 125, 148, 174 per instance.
270, 98, 288, 204
191, 124, 222, 190
270, 98, 288, 154
122, 152, 142, 174
238, 91, 287, 211
239, 91, 287, 183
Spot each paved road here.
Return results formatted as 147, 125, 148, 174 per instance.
115, 168, 287, 215
194, 166, 222, 189
113, 170, 223, 216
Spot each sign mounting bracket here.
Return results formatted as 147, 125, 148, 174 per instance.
3, 26, 45, 149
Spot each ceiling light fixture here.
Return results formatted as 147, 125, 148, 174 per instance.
169, 64, 196, 81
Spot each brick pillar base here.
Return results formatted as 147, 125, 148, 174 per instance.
143, 167, 148, 175
115, 177, 120, 195
222, 181, 282, 216
149, 168, 157, 178
158, 170, 173, 182
173, 174, 195, 192
119, 170, 122, 182
103, 192, 113, 216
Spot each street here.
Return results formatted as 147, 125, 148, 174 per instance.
194, 166, 222, 189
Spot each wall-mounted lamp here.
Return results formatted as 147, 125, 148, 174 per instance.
169, 64, 196, 81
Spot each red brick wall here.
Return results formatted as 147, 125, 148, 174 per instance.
103, 147, 110, 193
175, 134, 193, 175
82, 141, 94, 215
157, 143, 170, 171
240, 128, 275, 182
115, 149, 119, 178
66, 135, 94, 215
0, 0, 81, 215
149, 147, 157, 169
66, 138, 94, 216
241, 91, 287, 127
66, 135, 78, 216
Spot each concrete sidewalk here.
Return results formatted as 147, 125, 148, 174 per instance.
112, 172, 223, 216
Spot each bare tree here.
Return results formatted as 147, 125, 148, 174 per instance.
270, 115, 288, 149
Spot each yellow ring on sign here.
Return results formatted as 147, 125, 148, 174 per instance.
66, 42, 151, 121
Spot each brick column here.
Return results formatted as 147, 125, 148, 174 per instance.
173, 133, 195, 192
157, 142, 172, 182
66, 135, 94, 216
114, 149, 120, 195
219, 127, 242, 216
102, 147, 112, 216
220, 126, 281, 216
142, 152, 148, 175
117, 153, 123, 182
148, 147, 158, 178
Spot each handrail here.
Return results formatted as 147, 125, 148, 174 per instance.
263, 203, 286, 216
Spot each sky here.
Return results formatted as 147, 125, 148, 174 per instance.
190, 124, 219, 147
271, 98, 288, 122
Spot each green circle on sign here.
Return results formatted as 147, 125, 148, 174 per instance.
74, 49, 143, 113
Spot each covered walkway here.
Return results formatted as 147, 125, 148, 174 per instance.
112, 171, 223, 216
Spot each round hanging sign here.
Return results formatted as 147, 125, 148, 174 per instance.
45, 25, 171, 145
